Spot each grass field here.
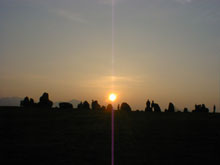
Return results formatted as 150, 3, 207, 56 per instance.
0, 107, 220, 165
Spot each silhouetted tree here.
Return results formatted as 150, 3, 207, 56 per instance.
106, 104, 113, 111
167, 102, 175, 112
145, 99, 152, 112
59, 102, 73, 109
38, 92, 53, 108
120, 102, 132, 112
91, 100, 101, 111
213, 105, 216, 113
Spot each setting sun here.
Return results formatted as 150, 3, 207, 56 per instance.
109, 93, 117, 102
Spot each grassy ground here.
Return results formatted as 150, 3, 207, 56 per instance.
0, 108, 220, 164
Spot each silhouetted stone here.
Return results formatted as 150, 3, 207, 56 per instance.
20, 97, 30, 107
106, 104, 113, 111
91, 100, 101, 111
198, 105, 202, 112
197, 104, 202, 112
117, 104, 120, 111
151, 100, 154, 109
77, 102, 83, 110
59, 102, 73, 109
38, 92, 53, 108
193, 104, 209, 113
201, 104, 209, 113
101, 106, 106, 111
30, 98, 35, 105
120, 102, 132, 112
184, 108, 188, 113
152, 101, 161, 112
82, 101, 90, 110
145, 99, 152, 112
192, 104, 198, 112
213, 105, 216, 113
167, 102, 175, 112
20, 97, 36, 108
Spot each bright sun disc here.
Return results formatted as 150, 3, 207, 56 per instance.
109, 93, 117, 102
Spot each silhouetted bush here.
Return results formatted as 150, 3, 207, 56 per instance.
59, 102, 73, 109
38, 92, 53, 108
120, 102, 132, 112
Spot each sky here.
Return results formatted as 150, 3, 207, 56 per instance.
0, 0, 219, 111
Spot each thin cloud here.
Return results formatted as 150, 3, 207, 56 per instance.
108, 76, 142, 83
81, 75, 143, 89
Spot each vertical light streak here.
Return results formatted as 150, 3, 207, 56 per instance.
219, 73, 220, 112
111, 1, 115, 165
111, 102, 114, 165
112, 0, 115, 90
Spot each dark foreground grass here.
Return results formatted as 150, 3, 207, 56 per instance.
0, 108, 220, 165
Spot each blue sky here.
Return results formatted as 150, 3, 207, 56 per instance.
0, 0, 219, 110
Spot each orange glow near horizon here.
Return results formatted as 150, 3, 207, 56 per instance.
109, 93, 117, 102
